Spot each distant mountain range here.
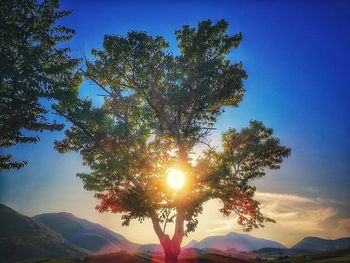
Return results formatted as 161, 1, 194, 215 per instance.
0, 204, 87, 262
292, 236, 350, 251
184, 232, 286, 251
33, 212, 138, 254
1, 203, 350, 262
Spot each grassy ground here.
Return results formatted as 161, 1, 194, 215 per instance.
17, 251, 255, 263
269, 248, 350, 263
18, 248, 350, 263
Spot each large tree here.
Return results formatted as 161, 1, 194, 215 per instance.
54, 20, 291, 263
0, 0, 80, 171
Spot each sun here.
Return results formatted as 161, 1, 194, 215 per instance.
166, 168, 185, 190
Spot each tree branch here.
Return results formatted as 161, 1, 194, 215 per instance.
172, 209, 185, 244
54, 108, 95, 141
150, 210, 164, 240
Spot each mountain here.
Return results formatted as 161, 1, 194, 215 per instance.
33, 212, 138, 254
184, 232, 286, 251
292, 236, 350, 251
4, 201, 350, 262
0, 203, 87, 262
185, 239, 200, 248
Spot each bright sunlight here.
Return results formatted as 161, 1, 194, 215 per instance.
166, 168, 185, 190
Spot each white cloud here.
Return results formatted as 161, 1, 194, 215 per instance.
255, 192, 315, 203
255, 191, 337, 233
205, 219, 240, 234
193, 191, 340, 247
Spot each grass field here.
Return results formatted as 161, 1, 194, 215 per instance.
17, 251, 255, 263
269, 248, 350, 263
18, 248, 350, 263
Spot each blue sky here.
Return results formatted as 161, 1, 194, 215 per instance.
1, 0, 350, 246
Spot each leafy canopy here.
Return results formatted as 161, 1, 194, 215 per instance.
0, 0, 80, 171
54, 20, 290, 239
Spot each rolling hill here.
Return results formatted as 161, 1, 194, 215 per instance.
33, 212, 138, 254
292, 236, 350, 251
0, 203, 88, 262
184, 232, 286, 251
271, 247, 350, 262
30, 211, 289, 255
2, 202, 350, 263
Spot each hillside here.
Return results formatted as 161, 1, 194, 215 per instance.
271, 247, 350, 263
184, 232, 286, 251
292, 236, 350, 251
2, 203, 350, 263
0, 203, 88, 262
253, 247, 312, 259
33, 212, 138, 254
17, 250, 256, 263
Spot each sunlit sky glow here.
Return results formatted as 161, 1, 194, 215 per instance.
1, 0, 350, 247
167, 168, 186, 190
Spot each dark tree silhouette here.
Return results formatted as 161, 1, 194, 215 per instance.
54, 20, 291, 263
0, 0, 80, 171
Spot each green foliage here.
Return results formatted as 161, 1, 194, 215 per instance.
54, 20, 290, 238
195, 120, 290, 231
82, 19, 246, 148
0, 0, 80, 171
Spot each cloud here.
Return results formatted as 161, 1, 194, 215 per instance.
198, 191, 340, 247
205, 219, 240, 234
255, 191, 337, 233
338, 218, 350, 233
255, 192, 315, 203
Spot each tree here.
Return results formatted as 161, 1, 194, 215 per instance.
0, 0, 80, 171
54, 20, 291, 263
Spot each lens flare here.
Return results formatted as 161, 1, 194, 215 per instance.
166, 168, 185, 190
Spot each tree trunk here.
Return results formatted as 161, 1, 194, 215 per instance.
164, 251, 179, 263
161, 235, 181, 263
150, 195, 186, 263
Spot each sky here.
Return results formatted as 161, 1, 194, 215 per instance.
1, 0, 350, 247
